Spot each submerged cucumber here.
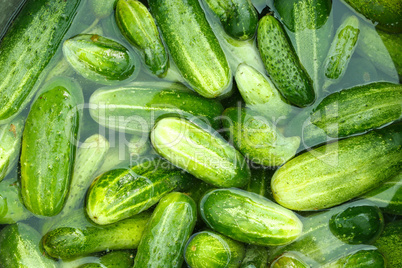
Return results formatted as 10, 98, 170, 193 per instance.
0, 179, 32, 225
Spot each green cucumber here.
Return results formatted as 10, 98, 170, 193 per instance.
151, 117, 250, 188
310, 82, 402, 138
0, 116, 24, 182
148, 0, 232, 98
222, 107, 300, 167
133, 192, 197, 267
43, 211, 151, 259
246, 167, 275, 201
63, 34, 136, 85
184, 230, 246, 268
374, 220, 402, 268
116, 0, 168, 77
0, 223, 58, 268
203, 0, 258, 40
86, 158, 195, 225
200, 188, 303, 246
322, 249, 386, 268
270, 252, 310, 268
89, 82, 224, 134
20, 77, 83, 217
0, 179, 32, 225
257, 15, 315, 107
0, 0, 82, 123
128, 134, 151, 157
377, 30, 402, 81
271, 124, 402, 211
90, 0, 117, 19
240, 245, 270, 268
77, 250, 134, 268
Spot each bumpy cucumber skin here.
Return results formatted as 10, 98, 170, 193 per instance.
0, 180, 32, 224
20, 78, 83, 217
272, 124, 402, 211
116, 0, 168, 77
89, 82, 224, 134
310, 82, 402, 138
133, 192, 197, 268
0, 0, 81, 123
0, 223, 58, 268
240, 245, 269, 268
374, 220, 402, 268
200, 188, 303, 246
148, 0, 232, 98
86, 159, 195, 225
77, 250, 134, 268
151, 117, 250, 188
257, 15, 315, 107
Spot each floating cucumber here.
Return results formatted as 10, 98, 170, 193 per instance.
0, 179, 32, 224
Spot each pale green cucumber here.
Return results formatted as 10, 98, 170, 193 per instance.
151, 117, 251, 188
0, 179, 32, 224
240, 245, 270, 268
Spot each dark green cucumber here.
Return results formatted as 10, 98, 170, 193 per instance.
0, 0, 82, 123
148, 0, 232, 98
151, 117, 250, 188
20, 77, 83, 216
240, 245, 270, 268
200, 188, 303, 246
77, 250, 134, 268
203, 0, 258, 40
0, 179, 32, 224
374, 220, 402, 268
89, 82, 224, 134
271, 124, 402, 211
184, 230, 245, 268
116, 0, 168, 77
0, 223, 58, 267
310, 82, 402, 138
257, 15, 315, 107
86, 158, 196, 225
133, 192, 197, 267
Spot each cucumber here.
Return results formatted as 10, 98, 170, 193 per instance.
90, 0, 117, 19
270, 252, 310, 268
86, 158, 196, 225
374, 220, 402, 268
200, 188, 303, 246
0, 179, 32, 224
133, 192, 197, 267
240, 245, 270, 268
20, 77, 83, 217
151, 117, 250, 188
203, 0, 258, 40
148, 0, 232, 98
0, 116, 24, 182
63, 34, 136, 85
89, 82, 224, 134
0, 223, 58, 268
43, 211, 151, 259
0, 0, 82, 123
128, 134, 151, 157
378, 30, 402, 81
222, 107, 300, 167
322, 249, 386, 268
116, 0, 168, 77
310, 82, 402, 138
77, 250, 134, 268
257, 15, 315, 107
271, 124, 402, 211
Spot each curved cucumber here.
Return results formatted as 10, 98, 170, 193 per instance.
148, 0, 232, 98
151, 117, 250, 188
20, 77, 83, 217
0, 179, 32, 224
240, 245, 270, 268
200, 188, 303, 246
374, 220, 402, 268
133, 192, 197, 267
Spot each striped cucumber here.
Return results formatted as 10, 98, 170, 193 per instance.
20, 77, 83, 217
374, 220, 402, 268
0, 0, 82, 123
148, 0, 232, 98
240, 245, 270, 268
184, 230, 246, 268
0, 179, 32, 224
271, 124, 402, 211
133, 192, 197, 268
200, 188, 303, 246
257, 15, 315, 107
116, 0, 169, 77
151, 117, 251, 188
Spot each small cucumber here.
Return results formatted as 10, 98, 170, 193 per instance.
0, 0, 82, 123
257, 15, 315, 107
148, 0, 232, 98
184, 230, 246, 268
133, 192, 197, 268
374, 220, 402, 268
77, 250, 134, 268
222, 107, 300, 167
116, 0, 168, 77
203, 0, 258, 40
0, 179, 32, 224
200, 188, 303, 246
151, 117, 251, 188
90, 0, 117, 19
271, 124, 402, 211
20, 77, 84, 217
240, 245, 270, 268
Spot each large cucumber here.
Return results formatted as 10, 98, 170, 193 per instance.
0, 179, 32, 224
200, 188, 303, 246
148, 0, 232, 98
0, 0, 82, 123
20, 77, 83, 216
271, 124, 402, 211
